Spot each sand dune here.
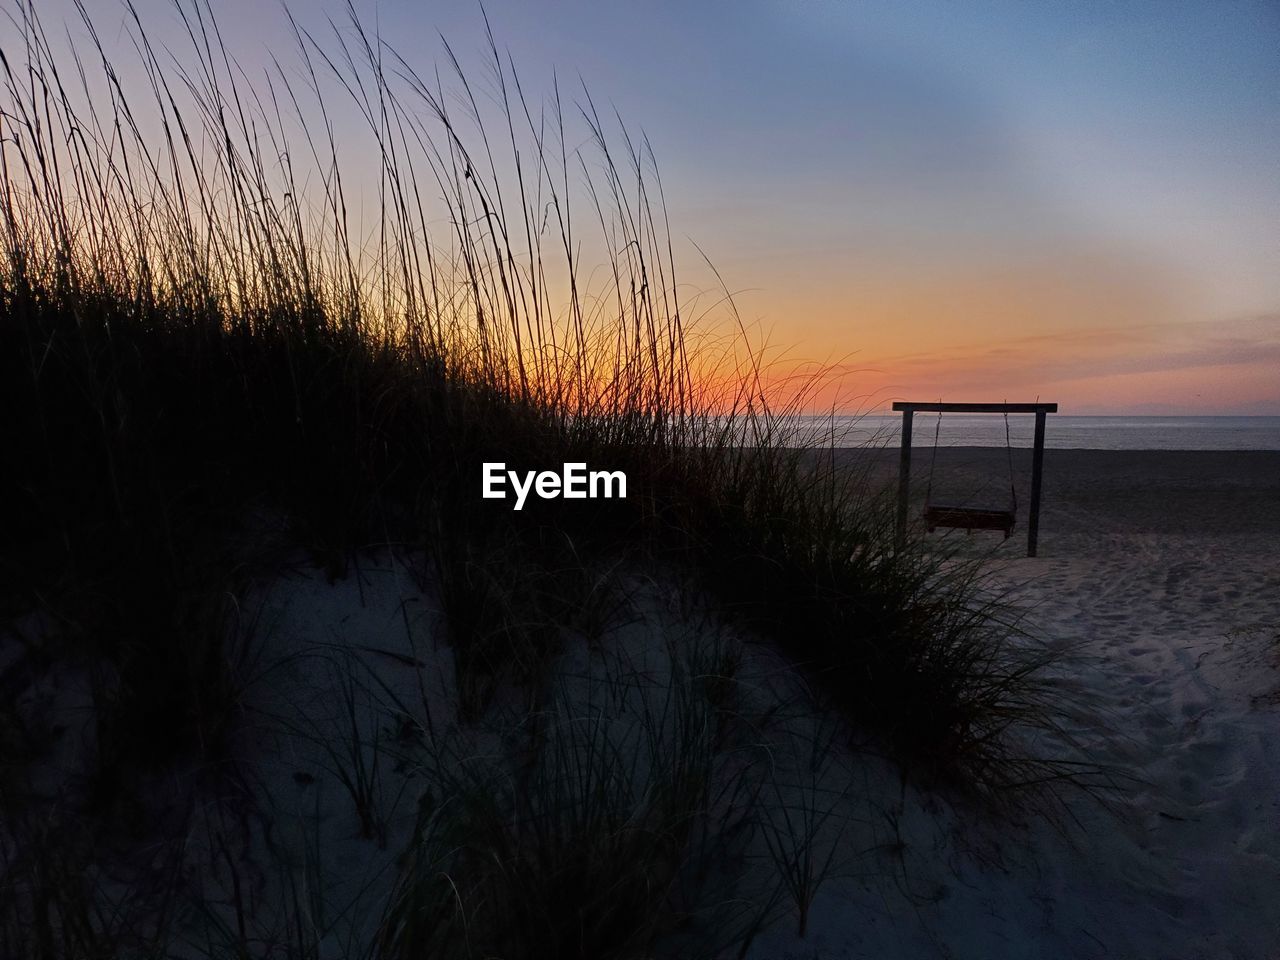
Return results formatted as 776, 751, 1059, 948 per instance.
6, 451, 1277, 956
237, 450, 1280, 957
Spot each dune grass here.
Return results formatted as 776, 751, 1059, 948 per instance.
380, 646, 751, 960
0, 0, 1094, 956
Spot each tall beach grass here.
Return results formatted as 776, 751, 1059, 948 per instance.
0, 1, 1096, 955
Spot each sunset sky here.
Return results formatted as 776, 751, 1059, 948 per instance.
45, 0, 1280, 414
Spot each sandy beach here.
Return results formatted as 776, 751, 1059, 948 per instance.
749, 447, 1280, 957
989, 449, 1280, 957
848, 446, 1280, 539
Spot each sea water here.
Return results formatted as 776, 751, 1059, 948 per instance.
790, 416, 1280, 451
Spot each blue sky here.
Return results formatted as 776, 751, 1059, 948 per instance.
32, 0, 1280, 412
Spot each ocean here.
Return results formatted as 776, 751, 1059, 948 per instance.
790, 415, 1280, 451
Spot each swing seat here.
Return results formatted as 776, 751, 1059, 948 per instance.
924, 503, 1016, 538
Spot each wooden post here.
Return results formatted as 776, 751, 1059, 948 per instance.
896, 409, 913, 547
1027, 409, 1047, 557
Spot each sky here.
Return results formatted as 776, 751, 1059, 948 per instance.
28, 0, 1280, 414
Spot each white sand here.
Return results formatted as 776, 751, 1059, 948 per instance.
747, 536, 1280, 958
9, 451, 1279, 957
747, 449, 1280, 958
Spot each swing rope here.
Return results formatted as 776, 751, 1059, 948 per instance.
924, 399, 943, 506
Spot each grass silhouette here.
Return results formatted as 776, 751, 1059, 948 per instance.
0, 1, 1093, 956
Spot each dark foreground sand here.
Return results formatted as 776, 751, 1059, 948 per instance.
11, 449, 1277, 957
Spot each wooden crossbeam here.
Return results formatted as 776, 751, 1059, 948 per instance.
891, 402, 1058, 414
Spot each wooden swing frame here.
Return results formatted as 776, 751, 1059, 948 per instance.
893, 401, 1057, 557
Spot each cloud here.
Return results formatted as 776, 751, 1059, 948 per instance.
812, 313, 1280, 413
876, 313, 1280, 380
